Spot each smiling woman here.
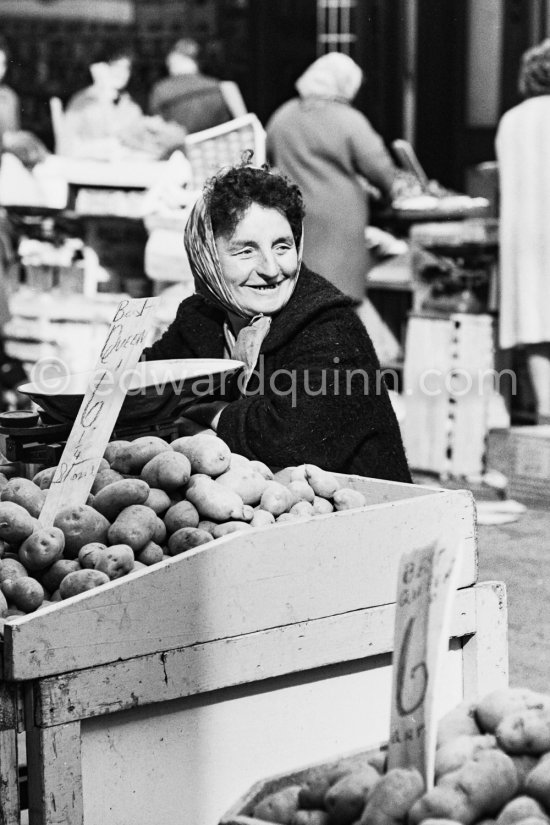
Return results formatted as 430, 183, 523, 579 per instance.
142, 160, 411, 481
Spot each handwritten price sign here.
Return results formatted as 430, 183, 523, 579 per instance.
39, 297, 157, 527
387, 536, 463, 788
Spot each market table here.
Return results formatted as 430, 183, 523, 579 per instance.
0, 473, 507, 825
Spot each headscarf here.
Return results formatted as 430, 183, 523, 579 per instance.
295, 52, 363, 102
519, 38, 550, 99
183, 191, 303, 387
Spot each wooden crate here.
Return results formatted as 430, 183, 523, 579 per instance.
506, 425, 550, 507
0, 475, 507, 825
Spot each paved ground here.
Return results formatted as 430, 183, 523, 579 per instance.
477, 506, 550, 692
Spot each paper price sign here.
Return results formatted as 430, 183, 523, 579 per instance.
387, 536, 463, 789
39, 297, 157, 527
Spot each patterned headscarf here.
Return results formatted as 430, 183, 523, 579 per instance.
295, 52, 363, 102
184, 191, 303, 386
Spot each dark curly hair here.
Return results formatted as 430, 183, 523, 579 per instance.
519, 38, 550, 98
203, 155, 305, 247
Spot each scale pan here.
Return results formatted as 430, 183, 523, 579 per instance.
18, 359, 244, 425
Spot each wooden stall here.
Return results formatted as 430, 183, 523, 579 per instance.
0, 474, 507, 825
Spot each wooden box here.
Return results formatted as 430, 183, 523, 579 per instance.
0, 475, 507, 825
506, 425, 550, 507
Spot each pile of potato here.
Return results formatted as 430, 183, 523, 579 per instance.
246, 686, 550, 825
0, 432, 367, 616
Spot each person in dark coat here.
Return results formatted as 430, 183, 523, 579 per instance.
142, 161, 411, 482
148, 38, 245, 134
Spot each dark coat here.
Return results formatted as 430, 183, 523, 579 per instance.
143, 267, 411, 482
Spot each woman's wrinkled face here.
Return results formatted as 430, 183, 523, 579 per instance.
214, 203, 299, 317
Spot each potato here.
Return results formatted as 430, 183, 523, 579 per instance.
437, 701, 481, 747
333, 488, 367, 511
476, 689, 548, 735
216, 468, 268, 505
104, 439, 131, 465
143, 488, 172, 516
18, 527, 65, 571
93, 478, 150, 523
273, 467, 295, 485
171, 434, 231, 476
229, 453, 251, 470
41, 559, 81, 593
167, 527, 213, 555
153, 517, 167, 546
211, 521, 253, 538
496, 796, 549, 825
289, 501, 315, 517
164, 500, 200, 534
411, 750, 519, 825
0, 501, 35, 545
1, 477, 45, 518
249, 460, 274, 480
0, 557, 29, 583
277, 513, 306, 523
497, 708, 550, 755
260, 481, 293, 516
250, 509, 276, 528
511, 755, 539, 789
32, 466, 57, 490
435, 734, 497, 780
94, 544, 134, 580
358, 767, 424, 825
292, 811, 330, 825
107, 505, 158, 553
91, 469, 124, 495
197, 519, 218, 534
0, 589, 7, 617
136, 541, 164, 566
324, 766, 381, 825
523, 753, 550, 807
110, 436, 171, 474
312, 496, 334, 515
141, 450, 191, 491
185, 476, 247, 521
59, 569, 110, 598
8, 576, 44, 612
287, 480, 315, 505
78, 543, 108, 569
253, 785, 302, 824
304, 464, 341, 498
54, 504, 110, 559
299, 761, 362, 809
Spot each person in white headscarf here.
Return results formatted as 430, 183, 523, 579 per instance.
266, 52, 400, 303
496, 38, 550, 424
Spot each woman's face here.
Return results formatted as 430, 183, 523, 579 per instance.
214, 203, 299, 317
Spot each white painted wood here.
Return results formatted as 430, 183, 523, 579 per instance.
5, 485, 477, 680
35, 586, 479, 727
26, 720, 83, 825
77, 648, 464, 825
462, 580, 509, 700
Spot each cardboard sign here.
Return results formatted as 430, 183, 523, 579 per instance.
387, 535, 463, 788
39, 297, 157, 527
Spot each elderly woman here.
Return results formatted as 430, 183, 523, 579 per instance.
266, 52, 400, 303
496, 39, 550, 425
143, 160, 411, 481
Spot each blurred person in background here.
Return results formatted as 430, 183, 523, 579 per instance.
64, 42, 143, 160
266, 52, 402, 306
496, 38, 550, 425
0, 35, 20, 142
148, 37, 246, 134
